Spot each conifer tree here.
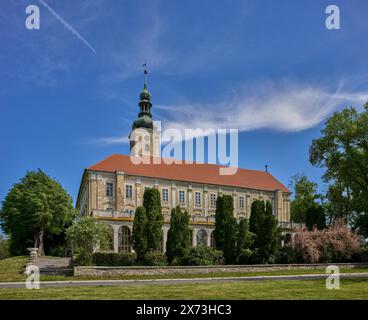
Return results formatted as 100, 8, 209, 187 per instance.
214, 195, 238, 263
132, 206, 148, 263
166, 205, 190, 264
143, 188, 164, 252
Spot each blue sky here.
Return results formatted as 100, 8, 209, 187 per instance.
1, 0, 368, 225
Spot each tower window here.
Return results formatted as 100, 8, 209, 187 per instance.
106, 182, 114, 197
145, 144, 150, 152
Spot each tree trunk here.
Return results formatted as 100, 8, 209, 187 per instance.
34, 227, 45, 256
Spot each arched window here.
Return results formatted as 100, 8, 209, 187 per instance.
118, 226, 131, 253
210, 231, 215, 248
196, 229, 207, 247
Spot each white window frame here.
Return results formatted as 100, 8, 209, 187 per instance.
210, 193, 217, 207
239, 195, 245, 210
162, 188, 169, 203
195, 191, 202, 207
125, 184, 133, 199
178, 190, 186, 205
106, 182, 114, 197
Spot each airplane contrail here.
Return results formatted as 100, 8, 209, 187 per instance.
38, 0, 96, 53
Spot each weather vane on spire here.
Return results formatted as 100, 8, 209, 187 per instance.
142, 63, 148, 86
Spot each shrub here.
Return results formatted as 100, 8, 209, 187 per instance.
292, 220, 361, 263
92, 252, 137, 266
66, 217, 110, 266
144, 252, 168, 266
237, 248, 252, 264
276, 246, 296, 264
181, 247, 225, 266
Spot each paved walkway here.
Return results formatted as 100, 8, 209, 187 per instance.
36, 257, 73, 276
1, 272, 368, 289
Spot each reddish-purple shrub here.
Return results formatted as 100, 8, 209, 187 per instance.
291, 220, 361, 263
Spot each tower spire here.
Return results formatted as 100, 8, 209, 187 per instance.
142, 63, 148, 87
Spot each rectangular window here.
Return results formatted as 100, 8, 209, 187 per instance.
210, 193, 217, 207
125, 185, 133, 199
239, 195, 245, 209
162, 188, 169, 202
195, 192, 202, 207
106, 182, 114, 197
178, 190, 185, 204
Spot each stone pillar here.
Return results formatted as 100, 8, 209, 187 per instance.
188, 185, 193, 215
136, 178, 141, 207
206, 229, 211, 247
163, 227, 169, 253
88, 172, 98, 216
233, 189, 237, 217
113, 225, 119, 253
171, 183, 176, 209
246, 194, 251, 218
204, 187, 208, 216
115, 171, 125, 211
275, 189, 283, 222
192, 228, 197, 247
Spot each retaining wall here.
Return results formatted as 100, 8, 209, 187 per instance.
74, 263, 368, 277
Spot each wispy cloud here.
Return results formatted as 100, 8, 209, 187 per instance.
158, 81, 368, 134
94, 81, 368, 145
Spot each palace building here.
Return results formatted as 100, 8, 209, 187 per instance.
76, 75, 292, 253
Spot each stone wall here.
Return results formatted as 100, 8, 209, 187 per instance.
74, 263, 368, 277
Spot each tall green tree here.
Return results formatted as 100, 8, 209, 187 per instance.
214, 195, 237, 263
249, 200, 280, 263
0, 170, 76, 256
309, 104, 368, 236
236, 218, 255, 263
166, 205, 190, 264
305, 205, 326, 231
132, 206, 148, 263
249, 200, 265, 235
289, 174, 319, 223
143, 188, 164, 252
66, 217, 109, 266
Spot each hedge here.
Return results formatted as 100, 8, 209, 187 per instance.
92, 252, 137, 266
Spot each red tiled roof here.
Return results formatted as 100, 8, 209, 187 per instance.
87, 154, 290, 193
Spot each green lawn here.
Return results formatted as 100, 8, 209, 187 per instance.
0, 256, 27, 282
1, 278, 368, 300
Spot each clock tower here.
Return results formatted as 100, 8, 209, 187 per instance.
129, 67, 160, 158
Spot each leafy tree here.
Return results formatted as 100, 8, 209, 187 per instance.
143, 188, 164, 253
66, 217, 109, 266
0, 235, 9, 260
214, 195, 237, 263
166, 206, 190, 264
289, 174, 319, 223
132, 206, 148, 263
0, 170, 76, 256
309, 104, 368, 235
305, 205, 326, 231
